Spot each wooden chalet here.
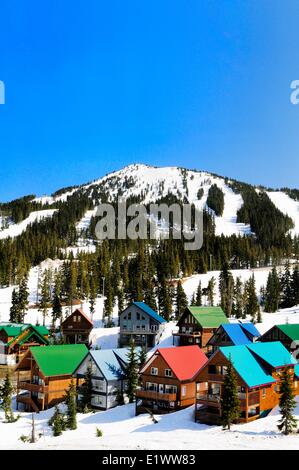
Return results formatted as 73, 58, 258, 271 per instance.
61, 308, 93, 346
195, 341, 299, 425
15, 344, 88, 412
206, 321, 260, 355
0, 323, 49, 365
119, 302, 166, 349
173, 306, 228, 352
259, 324, 299, 352
136, 345, 208, 415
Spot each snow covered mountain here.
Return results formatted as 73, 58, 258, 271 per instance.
1, 163, 299, 240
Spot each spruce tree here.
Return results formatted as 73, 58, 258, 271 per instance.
277, 368, 297, 435
64, 380, 77, 430
125, 339, 139, 403
195, 281, 202, 306
233, 277, 243, 319
50, 406, 66, 436
175, 280, 188, 320
9, 288, 20, 323
219, 263, 234, 317
244, 275, 260, 323
221, 358, 240, 430
79, 365, 93, 413
207, 277, 215, 306
18, 276, 29, 322
0, 372, 16, 422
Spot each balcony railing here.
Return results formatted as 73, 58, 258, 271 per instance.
196, 393, 221, 403
18, 381, 48, 393
136, 389, 177, 402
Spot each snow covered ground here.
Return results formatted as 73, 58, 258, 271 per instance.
2, 398, 299, 450
0, 210, 57, 240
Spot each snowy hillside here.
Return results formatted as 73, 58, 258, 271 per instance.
32, 164, 254, 238
267, 191, 299, 237
0, 209, 57, 240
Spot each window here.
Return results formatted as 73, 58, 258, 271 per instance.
123, 323, 127, 330
77, 316, 81, 322
142, 325, 146, 331
182, 386, 186, 397
73, 316, 77, 322
142, 316, 145, 320
262, 388, 266, 398
128, 312, 131, 320
151, 367, 158, 375
165, 369, 172, 377
274, 384, 280, 392
165, 385, 177, 394
146, 382, 158, 392
137, 313, 140, 320
208, 365, 217, 374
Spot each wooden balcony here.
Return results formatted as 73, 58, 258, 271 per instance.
196, 393, 221, 406
136, 389, 177, 402
172, 331, 201, 338
18, 381, 48, 393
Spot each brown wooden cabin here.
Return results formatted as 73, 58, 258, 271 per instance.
0, 323, 49, 365
136, 345, 208, 415
15, 344, 88, 412
194, 341, 299, 425
61, 308, 93, 346
173, 306, 229, 352
259, 324, 299, 353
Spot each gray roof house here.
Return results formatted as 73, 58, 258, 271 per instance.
74, 348, 139, 410
119, 302, 166, 349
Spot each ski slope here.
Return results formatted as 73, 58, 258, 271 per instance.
267, 191, 299, 236
0, 210, 57, 240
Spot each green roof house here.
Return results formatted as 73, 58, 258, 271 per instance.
15, 344, 88, 412
0, 322, 49, 365
260, 324, 299, 353
173, 306, 229, 351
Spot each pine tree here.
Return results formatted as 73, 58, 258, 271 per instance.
175, 280, 188, 320
219, 263, 234, 317
277, 368, 297, 435
79, 365, 93, 413
265, 267, 280, 312
125, 339, 139, 403
9, 288, 20, 323
0, 372, 16, 422
64, 380, 77, 430
38, 270, 51, 326
281, 261, 293, 309
221, 357, 240, 430
51, 406, 66, 436
233, 277, 243, 319
18, 276, 29, 322
158, 279, 173, 321
195, 281, 202, 306
138, 346, 147, 368
207, 277, 215, 306
244, 275, 260, 323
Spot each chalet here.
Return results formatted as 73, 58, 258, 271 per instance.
173, 306, 229, 351
259, 324, 299, 353
195, 341, 298, 425
207, 322, 260, 354
136, 345, 208, 415
61, 308, 93, 346
119, 302, 166, 349
74, 347, 140, 410
15, 344, 88, 412
0, 323, 49, 365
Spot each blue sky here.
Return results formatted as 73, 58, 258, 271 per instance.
0, 0, 298, 201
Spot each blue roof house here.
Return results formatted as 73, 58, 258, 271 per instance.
195, 341, 298, 425
119, 302, 166, 349
207, 321, 260, 354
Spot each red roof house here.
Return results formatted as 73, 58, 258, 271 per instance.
136, 345, 208, 415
